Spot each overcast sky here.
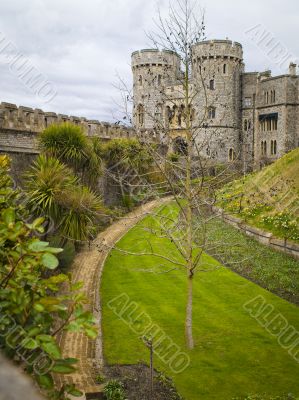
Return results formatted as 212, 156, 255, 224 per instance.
0, 0, 298, 122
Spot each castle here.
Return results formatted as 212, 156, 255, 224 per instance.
131, 39, 299, 168
0, 39, 298, 170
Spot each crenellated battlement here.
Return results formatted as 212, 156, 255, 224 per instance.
0, 101, 134, 139
131, 49, 180, 70
0, 101, 145, 155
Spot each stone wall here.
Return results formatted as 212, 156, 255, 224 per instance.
214, 207, 299, 259
0, 101, 135, 154
132, 39, 299, 168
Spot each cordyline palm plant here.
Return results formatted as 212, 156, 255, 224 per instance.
24, 155, 105, 245
24, 154, 77, 222
57, 185, 105, 244
39, 123, 102, 187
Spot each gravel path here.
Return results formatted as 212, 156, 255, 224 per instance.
55, 198, 170, 395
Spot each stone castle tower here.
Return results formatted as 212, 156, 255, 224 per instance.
131, 49, 181, 130
132, 39, 299, 168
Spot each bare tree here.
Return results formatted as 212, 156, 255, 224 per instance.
104, 0, 245, 349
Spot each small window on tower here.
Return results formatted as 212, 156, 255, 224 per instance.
209, 79, 215, 90
208, 107, 216, 119
229, 148, 236, 161
223, 64, 227, 74
244, 97, 252, 107
137, 104, 144, 126
157, 75, 162, 85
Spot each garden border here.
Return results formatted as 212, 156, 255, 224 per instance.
212, 206, 299, 260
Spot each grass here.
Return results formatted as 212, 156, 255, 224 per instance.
199, 217, 299, 304
217, 149, 299, 242
101, 206, 299, 400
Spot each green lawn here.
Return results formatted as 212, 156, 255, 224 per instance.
198, 217, 299, 304
101, 206, 299, 400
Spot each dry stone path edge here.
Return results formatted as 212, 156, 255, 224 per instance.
55, 197, 171, 395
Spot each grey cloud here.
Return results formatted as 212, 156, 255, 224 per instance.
0, 0, 298, 121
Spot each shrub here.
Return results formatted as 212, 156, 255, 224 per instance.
104, 380, 127, 400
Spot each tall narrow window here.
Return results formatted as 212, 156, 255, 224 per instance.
229, 148, 235, 161
244, 119, 248, 131
223, 64, 227, 74
208, 107, 216, 119
155, 104, 162, 123
25, 113, 30, 125
44, 117, 48, 127
157, 74, 162, 85
137, 104, 144, 126
261, 140, 267, 156
271, 140, 277, 155
273, 90, 276, 103
138, 75, 143, 86
209, 79, 215, 90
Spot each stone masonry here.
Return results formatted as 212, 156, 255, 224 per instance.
0, 102, 134, 154
132, 39, 299, 168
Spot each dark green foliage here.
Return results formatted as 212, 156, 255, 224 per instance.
39, 123, 102, 187
0, 156, 97, 399
24, 155, 106, 245
104, 380, 127, 400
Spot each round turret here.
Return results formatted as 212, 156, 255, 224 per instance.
190, 40, 244, 162
131, 49, 181, 130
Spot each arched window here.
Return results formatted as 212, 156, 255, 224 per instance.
177, 105, 185, 127
166, 106, 172, 125
25, 112, 31, 125
44, 117, 48, 127
174, 137, 188, 155
137, 104, 144, 126
223, 64, 227, 74
209, 79, 215, 90
208, 107, 216, 119
155, 104, 162, 122
228, 148, 235, 161
273, 90, 276, 103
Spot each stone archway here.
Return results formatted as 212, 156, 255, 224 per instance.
173, 136, 188, 155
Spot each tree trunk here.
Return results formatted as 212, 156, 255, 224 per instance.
185, 273, 194, 349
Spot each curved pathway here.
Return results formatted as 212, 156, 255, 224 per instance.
55, 197, 171, 395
